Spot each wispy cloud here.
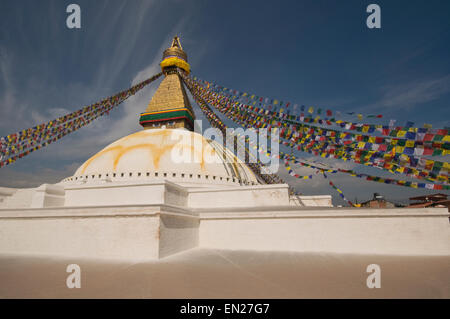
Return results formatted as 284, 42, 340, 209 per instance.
366, 75, 450, 111
0, 1, 207, 187
0, 46, 32, 131
91, 0, 157, 92
98, 17, 193, 144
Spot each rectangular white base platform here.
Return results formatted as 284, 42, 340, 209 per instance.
0, 204, 448, 259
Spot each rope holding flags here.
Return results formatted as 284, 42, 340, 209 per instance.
180, 71, 450, 195
183, 73, 449, 185
0, 73, 163, 168
226, 118, 436, 192
185, 76, 449, 177
322, 172, 360, 207
193, 85, 449, 182
192, 75, 447, 135
284, 158, 314, 179
249, 127, 449, 193
281, 151, 450, 190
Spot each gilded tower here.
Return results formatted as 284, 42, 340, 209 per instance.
139, 36, 195, 130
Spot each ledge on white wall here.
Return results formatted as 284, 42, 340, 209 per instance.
187, 184, 291, 208
30, 184, 65, 208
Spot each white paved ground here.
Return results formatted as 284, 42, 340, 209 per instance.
0, 248, 449, 298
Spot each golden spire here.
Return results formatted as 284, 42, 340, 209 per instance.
139, 36, 195, 130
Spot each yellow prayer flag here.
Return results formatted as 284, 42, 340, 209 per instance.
396, 167, 405, 173
396, 146, 405, 154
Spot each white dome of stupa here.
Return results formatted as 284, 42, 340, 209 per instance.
62, 128, 259, 187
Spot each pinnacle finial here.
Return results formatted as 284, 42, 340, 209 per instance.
171, 36, 183, 50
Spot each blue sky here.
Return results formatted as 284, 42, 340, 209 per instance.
0, 0, 449, 205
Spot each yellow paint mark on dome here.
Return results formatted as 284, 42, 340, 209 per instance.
80, 146, 122, 175
79, 131, 214, 174
112, 143, 167, 170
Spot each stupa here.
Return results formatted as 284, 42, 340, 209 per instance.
0, 38, 448, 260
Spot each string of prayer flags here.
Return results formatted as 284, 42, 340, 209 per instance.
0, 73, 163, 168
188, 80, 449, 182
182, 72, 449, 191
322, 172, 360, 207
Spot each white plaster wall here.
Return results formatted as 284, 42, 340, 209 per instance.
64, 181, 189, 208
0, 210, 160, 260
199, 208, 450, 256
1, 203, 449, 260
164, 184, 188, 207
0, 205, 199, 260
1, 188, 35, 208
298, 195, 333, 207
159, 213, 199, 258
188, 185, 291, 208
7, 180, 329, 210
64, 183, 166, 207
30, 184, 65, 208
0, 187, 16, 207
